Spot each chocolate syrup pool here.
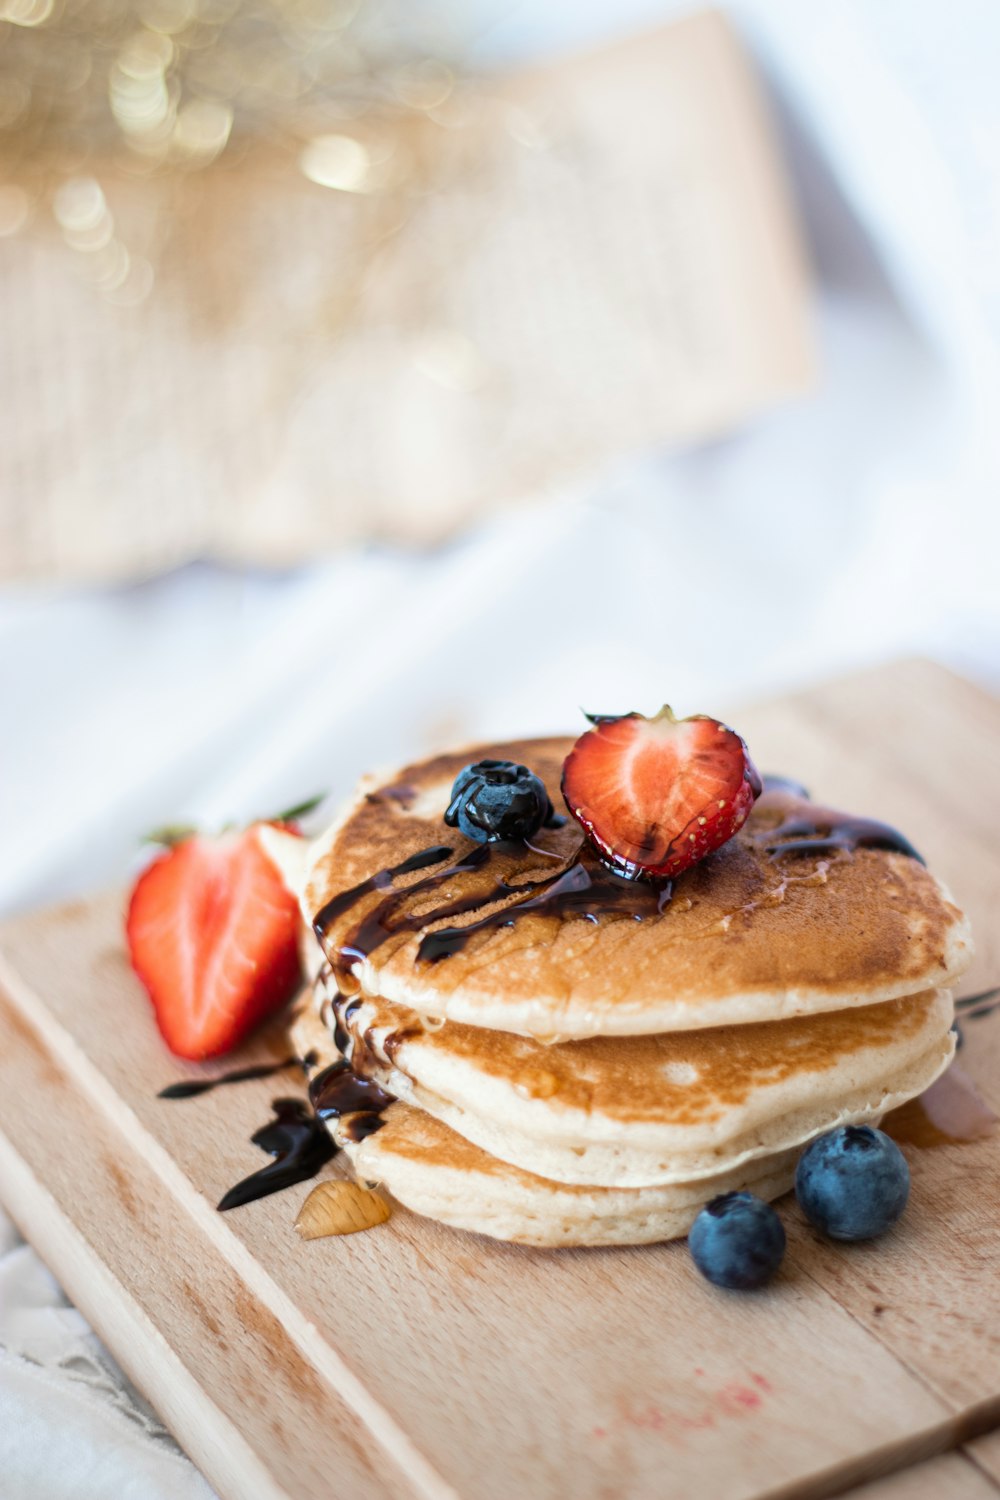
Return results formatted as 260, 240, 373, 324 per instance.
216, 1098, 337, 1212
159, 1058, 335, 1211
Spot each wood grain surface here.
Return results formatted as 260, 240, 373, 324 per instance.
1, 658, 998, 1500
851, 1454, 999, 1499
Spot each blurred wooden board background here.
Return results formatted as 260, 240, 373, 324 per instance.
0, 10, 812, 584
1, 658, 999, 1500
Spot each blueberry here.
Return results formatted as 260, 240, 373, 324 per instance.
795, 1125, 909, 1241
688, 1191, 786, 1290
444, 760, 554, 843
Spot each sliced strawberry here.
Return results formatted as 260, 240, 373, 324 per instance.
561, 706, 762, 880
126, 826, 303, 1060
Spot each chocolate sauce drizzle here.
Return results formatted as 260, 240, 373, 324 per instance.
335, 843, 494, 974
757, 773, 922, 862
756, 810, 924, 865
954, 986, 1000, 1021
312, 775, 925, 982
761, 773, 811, 799
366, 781, 418, 809
417, 853, 671, 964
314, 834, 671, 979
308, 1060, 396, 1142
216, 1098, 337, 1212
312, 844, 453, 939
333, 994, 362, 1054
158, 1057, 309, 1100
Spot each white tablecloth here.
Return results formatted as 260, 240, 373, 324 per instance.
0, 1208, 214, 1499
2, 2, 999, 1494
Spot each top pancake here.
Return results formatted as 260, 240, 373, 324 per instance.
301, 738, 972, 1038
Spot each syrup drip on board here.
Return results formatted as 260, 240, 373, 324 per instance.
882, 1067, 999, 1149
160, 1051, 328, 1208
216, 1098, 337, 1211
158, 1056, 310, 1099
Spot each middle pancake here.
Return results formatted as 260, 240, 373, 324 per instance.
312, 979, 954, 1188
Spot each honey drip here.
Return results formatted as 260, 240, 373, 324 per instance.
883, 1067, 998, 1149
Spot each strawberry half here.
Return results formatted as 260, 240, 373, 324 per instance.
561, 706, 762, 880
126, 826, 303, 1060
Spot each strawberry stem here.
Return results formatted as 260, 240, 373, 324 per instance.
143, 823, 199, 848
141, 792, 326, 848
582, 706, 678, 726
270, 792, 327, 825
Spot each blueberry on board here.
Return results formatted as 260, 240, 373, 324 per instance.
688, 1191, 786, 1290
444, 760, 554, 843
795, 1125, 910, 1241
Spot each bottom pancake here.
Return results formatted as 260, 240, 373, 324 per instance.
344, 1106, 799, 1248
291, 1001, 797, 1247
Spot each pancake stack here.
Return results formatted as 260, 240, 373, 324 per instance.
272, 738, 971, 1248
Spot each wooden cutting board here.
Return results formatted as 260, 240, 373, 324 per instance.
2, 657, 999, 1500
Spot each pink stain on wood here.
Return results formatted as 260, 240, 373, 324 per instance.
675, 1409, 717, 1432
717, 1382, 763, 1413
604, 1372, 772, 1446
631, 1405, 667, 1432
613, 1397, 674, 1437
